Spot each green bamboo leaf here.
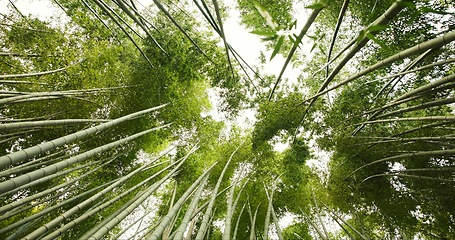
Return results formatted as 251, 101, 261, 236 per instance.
355, 30, 366, 43
366, 32, 389, 49
397, 0, 416, 8
250, 30, 277, 37
262, 35, 278, 41
310, 43, 317, 53
308, 34, 317, 40
306, 0, 328, 10
270, 35, 284, 60
420, 6, 451, 15
252, 0, 278, 30
288, 35, 295, 43
289, 20, 297, 30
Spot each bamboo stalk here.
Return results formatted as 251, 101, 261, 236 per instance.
301, 30, 455, 106
0, 123, 171, 194
348, 149, 455, 178
0, 104, 167, 170
146, 161, 218, 240
41, 158, 177, 240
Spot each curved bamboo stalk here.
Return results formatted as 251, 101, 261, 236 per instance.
312, 191, 329, 240
348, 148, 455, 178
362, 173, 455, 183
212, 0, 236, 81
374, 49, 434, 101
165, 207, 183, 240
192, 0, 261, 90
192, 0, 220, 32
223, 175, 237, 240
196, 143, 242, 240
161, 180, 178, 239
362, 136, 455, 145
80, 0, 121, 42
0, 155, 119, 215
0, 160, 98, 198
78, 148, 180, 239
355, 116, 455, 125
319, 201, 368, 240
0, 52, 40, 57
189, 184, 233, 220
0, 65, 68, 79
112, 200, 152, 240
0, 103, 167, 170
393, 74, 455, 102
0, 123, 171, 194
301, 30, 455, 106
0, 181, 112, 236
394, 167, 455, 172
146, 161, 218, 240
0, 189, 65, 222
369, 96, 455, 120
263, 186, 274, 240
230, 179, 248, 230
0, 118, 110, 131
185, 217, 197, 240
0, 136, 17, 144
204, 206, 217, 240
374, 58, 455, 82
300, 209, 327, 240
232, 203, 246, 240
97, 0, 143, 38
114, 0, 166, 54
21, 144, 168, 240
41, 158, 177, 240
172, 175, 209, 240
271, 206, 283, 240
249, 202, 261, 240
0, 80, 46, 84
0, 148, 70, 178
368, 80, 455, 116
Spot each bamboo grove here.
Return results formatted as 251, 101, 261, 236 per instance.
0, 0, 454, 239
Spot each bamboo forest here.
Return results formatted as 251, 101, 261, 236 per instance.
0, 0, 454, 239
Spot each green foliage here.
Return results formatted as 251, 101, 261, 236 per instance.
253, 92, 306, 145
283, 222, 312, 240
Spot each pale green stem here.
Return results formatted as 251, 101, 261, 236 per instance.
363, 173, 455, 182
0, 65, 67, 79
0, 118, 109, 131
21, 146, 166, 240
173, 175, 209, 240
0, 103, 167, 170
0, 181, 113, 237
0, 124, 170, 194
146, 161, 217, 240
232, 203, 246, 240
249, 203, 261, 240
41, 158, 175, 240
348, 148, 455, 178
302, 30, 455, 104
196, 143, 242, 239
0, 155, 119, 215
